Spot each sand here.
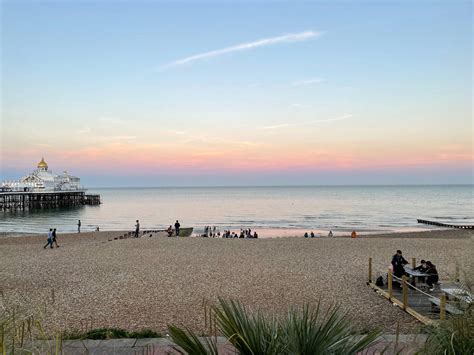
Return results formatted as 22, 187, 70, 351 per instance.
0, 229, 472, 335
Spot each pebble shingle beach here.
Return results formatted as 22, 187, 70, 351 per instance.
0, 229, 472, 334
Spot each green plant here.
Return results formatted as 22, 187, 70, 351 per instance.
169, 298, 380, 355
215, 298, 284, 355
168, 325, 218, 355
63, 327, 162, 340
417, 306, 473, 355
128, 329, 161, 338
283, 303, 379, 354
0, 295, 61, 355
417, 271, 473, 355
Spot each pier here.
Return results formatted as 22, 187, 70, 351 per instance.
417, 218, 473, 229
0, 191, 101, 211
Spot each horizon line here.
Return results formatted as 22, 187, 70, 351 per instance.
87, 183, 474, 189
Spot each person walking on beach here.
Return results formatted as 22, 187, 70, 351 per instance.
44, 229, 54, 249
174, 220, 181, 236
135, 220, 140, 238
77, 220, 81, 233
52, 228, 60, 248
328, 230, 333, 237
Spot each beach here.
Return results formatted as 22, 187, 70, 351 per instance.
0, 229, 472, 335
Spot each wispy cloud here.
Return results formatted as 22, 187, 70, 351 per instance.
160, 30, 323, 69
263, 114, 353, 130
290, 78, 326, 87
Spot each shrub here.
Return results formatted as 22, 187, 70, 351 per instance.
169, 298, 380, 354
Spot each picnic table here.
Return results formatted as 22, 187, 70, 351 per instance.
404, 265, 428, 287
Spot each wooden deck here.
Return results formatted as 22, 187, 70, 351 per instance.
377, 284, 443, 320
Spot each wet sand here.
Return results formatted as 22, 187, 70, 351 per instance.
0, 229, 472, 335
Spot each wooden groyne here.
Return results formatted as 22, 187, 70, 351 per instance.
0, 191, 101, 211
417, 218, 473, 229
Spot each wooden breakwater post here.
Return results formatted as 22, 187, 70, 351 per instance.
440, 294, 447, 320
417, 218, 474, 229
402, 276, 408, 310
0, 191, 101, 211
388, 269, 393, 300
368, 258, 373, 283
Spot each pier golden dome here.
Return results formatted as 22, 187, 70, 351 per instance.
37, 157, 48, 169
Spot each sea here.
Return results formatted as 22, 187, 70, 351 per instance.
0, 185, 473, 236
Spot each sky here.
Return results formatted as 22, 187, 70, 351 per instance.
1, 0, 472, 187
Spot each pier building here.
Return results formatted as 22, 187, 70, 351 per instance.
0, 158, 100, 210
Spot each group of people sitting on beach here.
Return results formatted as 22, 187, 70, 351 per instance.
198, 226, 258, 238
391, 250, 439, 291
43, 228, 59, 249
202, 225, 218, 237
304, 230, 337, 238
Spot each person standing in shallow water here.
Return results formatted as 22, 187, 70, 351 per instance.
77, 220, 81, 233
174, 220, 181, 236
135, 220, 140, 238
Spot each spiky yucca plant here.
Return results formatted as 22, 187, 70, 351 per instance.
169, 298, 380, 355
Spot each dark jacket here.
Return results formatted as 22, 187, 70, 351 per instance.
426, 265, 438, 276
391, 254, 408, 269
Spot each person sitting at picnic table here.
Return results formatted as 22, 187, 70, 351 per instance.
425, 261, 439, 292
414, 259, 428, 272
391, 250, 408, 286
413, 259, 428, 283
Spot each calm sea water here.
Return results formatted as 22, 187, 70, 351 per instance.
0, 186, 473, 235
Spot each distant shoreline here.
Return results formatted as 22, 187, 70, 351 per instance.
0, 228, 471, 242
